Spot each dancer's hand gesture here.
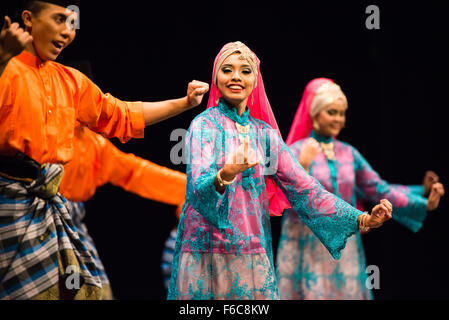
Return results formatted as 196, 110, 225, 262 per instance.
0, 16, 33, 64
423, 170, 439, 197
220, 139, 260, 182
298, 138, 321, 171
186, 80, 209, 108
359, 199, 393, 229
427, 182, 445, 211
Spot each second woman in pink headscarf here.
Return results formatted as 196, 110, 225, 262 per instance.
276, 78, 444, 300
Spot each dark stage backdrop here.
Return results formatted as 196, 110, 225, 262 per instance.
3, 1, 449, 299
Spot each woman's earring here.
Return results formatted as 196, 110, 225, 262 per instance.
215, 94, 220, 105
250, 94, 254, 106
313, 120, 320, 131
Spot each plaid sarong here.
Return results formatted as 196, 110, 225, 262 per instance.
66, 201, 111, 287
0, 164, 102, 300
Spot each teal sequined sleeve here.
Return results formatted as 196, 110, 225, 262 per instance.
265, 127, 364, 259
353, 148, 428, 233
391, 184, 425, 197
185, 116, 231, 230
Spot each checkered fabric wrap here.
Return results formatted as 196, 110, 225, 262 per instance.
66, 201, 110, 287
0, 164, 102, 300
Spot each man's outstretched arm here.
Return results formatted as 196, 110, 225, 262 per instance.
143, 80, 209, 126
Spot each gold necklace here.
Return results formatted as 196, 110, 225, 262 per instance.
320, 142, 336, 161
235, 122, 250, 134
236, 123, 250, 144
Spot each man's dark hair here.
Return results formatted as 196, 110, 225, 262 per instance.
21, 1, 49, 15
13, 1, 81, 28
21, 0, 81, 12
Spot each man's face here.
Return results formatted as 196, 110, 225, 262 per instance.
24, 3, 78, 61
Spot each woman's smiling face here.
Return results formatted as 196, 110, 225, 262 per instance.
216, 52, 256, 107
314, 99, 347, 137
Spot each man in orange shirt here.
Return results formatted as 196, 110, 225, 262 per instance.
0, 1, 206, 299
0, 1, 208, 163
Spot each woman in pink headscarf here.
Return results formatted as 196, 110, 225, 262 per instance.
167, 44, 393, 300
276, 78, 445, 300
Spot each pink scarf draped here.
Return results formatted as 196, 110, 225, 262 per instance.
285, 78, 335, 146
206, 42, 290, 217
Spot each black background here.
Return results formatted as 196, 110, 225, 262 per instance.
3, 1, 449, 300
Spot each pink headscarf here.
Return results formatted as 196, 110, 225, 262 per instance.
206, 41, 290, 217
285, 78, 335, 146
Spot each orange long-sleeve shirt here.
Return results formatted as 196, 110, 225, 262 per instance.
0, 50, 145, 164
60, 125, 186, 211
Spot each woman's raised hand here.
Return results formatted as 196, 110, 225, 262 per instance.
423, 170, 439, 196
427, 182, 445, 211
298, 138, 321, 171
220, 139, 260, 181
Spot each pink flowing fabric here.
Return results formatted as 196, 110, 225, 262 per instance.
206, 43, 290, 217
285, 78, 334, 146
